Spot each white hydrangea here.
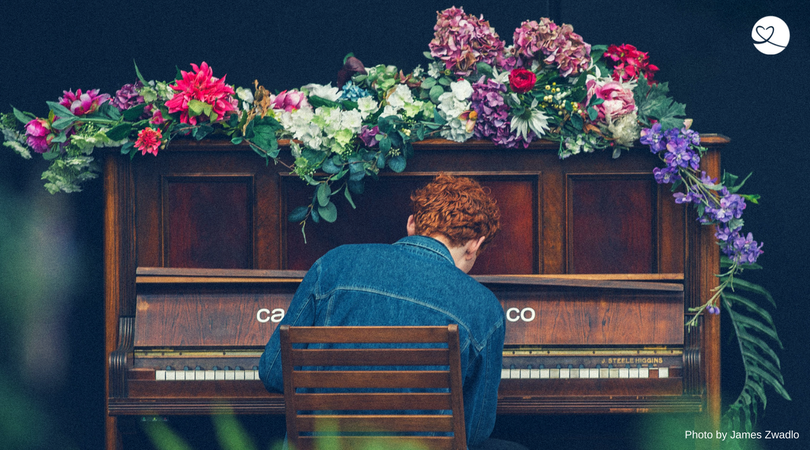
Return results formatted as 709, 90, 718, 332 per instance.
387, 84, 414, 110
428, 61, 444, 78
302, 83, 341, 101
605, 111, 640, 147
356, 96, 379, 118
440, 117, 474, 142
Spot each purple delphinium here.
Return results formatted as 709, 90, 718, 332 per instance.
112, 82, 144, 111
702, 188, 746, 224
470, 76, 532, 148
640, 123, 665, 153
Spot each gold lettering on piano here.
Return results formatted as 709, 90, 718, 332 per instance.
606, 357, 664, 365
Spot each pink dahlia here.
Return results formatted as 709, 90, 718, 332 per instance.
428, 6, 505, 76
512, 18, 591, 77
165, 62, 237, 125
25, 118, 54, 153
134, 127, 163, 156
59, 88, 111, 116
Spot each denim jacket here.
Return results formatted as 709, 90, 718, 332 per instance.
259, 235, 505, 447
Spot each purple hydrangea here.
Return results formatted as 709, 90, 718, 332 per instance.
359, 125, 379, 148
112, 82, 144, 111
470, 76, 532, 148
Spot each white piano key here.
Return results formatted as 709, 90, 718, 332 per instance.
619, 368, 629, 378
529, 368, 540, 379
570, 368, 580, 379
539, 369, 550, 379
609, 367, 619, 378
550, 368, 560, 379
235, 370, 245, 381
589, 368, 599, 379
155, 370, 166, 381
629, 368, 639, 378
249, 370, 259, 380
195, 370, 205, 380
165, 370, 176, 381
519, 369, 530, 379
559, 368, 570, 378
501, 368, 510, 379
659, 367, 669, 378
599, 368, 609, 378
640, 367, 650, 378
204, 370, 215, 381
225, 371, 235, 381
215, 370, 225, 381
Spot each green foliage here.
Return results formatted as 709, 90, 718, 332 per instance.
633, 75, 687, 129
721, 259, 790, 436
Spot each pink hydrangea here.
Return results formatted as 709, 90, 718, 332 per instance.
512, 18, 591, 77
272, 90, 309, 112
59, 88, 111, 115
586, 80, 636, 123
428, 6, 505, 76
165, 62, 237, 125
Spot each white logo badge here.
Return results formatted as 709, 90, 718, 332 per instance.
752, 16, 789, 55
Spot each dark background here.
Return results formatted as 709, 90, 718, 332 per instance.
1, 1, 807, 449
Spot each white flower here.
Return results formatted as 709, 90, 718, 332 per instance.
437, 91, 470, 121
356, 96, 379, 118
411, 65, 424, 78
387, 84, 414, 109
440, 118, 474, 142
511, 101, 550, 140
341, 109, 363, 133
450, 79, 473, 101
302, 82, 341, 101
605, 111, 640, 147
428, 61, 443, 78
381, 104, 401, 118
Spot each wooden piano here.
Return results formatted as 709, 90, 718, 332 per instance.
104, 136, 726, 449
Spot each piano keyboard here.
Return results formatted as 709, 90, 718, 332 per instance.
155, 367, 260, 381
500, 365, 669, 379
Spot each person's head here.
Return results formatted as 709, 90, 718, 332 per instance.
407, 174, 500, 273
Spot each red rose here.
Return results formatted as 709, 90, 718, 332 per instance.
509, 68, 537, 94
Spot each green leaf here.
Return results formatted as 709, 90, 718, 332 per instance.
317, 201, 337, 223
733, 314, 782, 344
388, 155, 406, 173
728, 278, 776, 308
429, 85, 445, 104
379, 137, 392, 154
723, 293, 775, 328
187, 99, 211, 118
52, 116, 77, 130
133, 60, 148, 85
308, 95, 341, 109
438, 76, 451, 87
422, 51, 434, 60
342, 52, 355, 64
12, 107, 35, 124
344, 184, 356, 209
746, 366, 791, 400
476, 62, 493, 77
193, 124, 214, 140
348, 179, 364, 195
420, 77, 437, 90
105, 123, 132, 141
317, 183, 331, 207
122, 103, 147, 121
231, 136, 243, 145
46, 101, 76, 119
42, 150, 60, 160
288, 206, 309, 222
120, 141, 135, 155
321, 156, 342, 174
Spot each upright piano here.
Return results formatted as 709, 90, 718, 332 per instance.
104, 137, 726, 449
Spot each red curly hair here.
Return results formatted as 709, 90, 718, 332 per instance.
411, 174, 500, 252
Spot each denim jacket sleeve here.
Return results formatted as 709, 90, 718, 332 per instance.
258, 260, 321, 393
464, 320, 505, 447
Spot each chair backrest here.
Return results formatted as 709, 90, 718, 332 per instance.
280, 325, 467, 450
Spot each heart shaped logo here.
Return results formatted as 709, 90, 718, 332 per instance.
755, 26, 774, 42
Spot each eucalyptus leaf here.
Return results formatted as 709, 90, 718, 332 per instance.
317, 183, 331, 207
348, 179, 365, 195
288, 206, 309, 222
429, 85, 445, 104
388, 155, 406, 173
310, 207, 320, 223
420, 77, 437, 89
344, 185, 356, 209
321, 156, 342, 174
231, 136, 243, 145
120, 141, 135, 155
318, 201, 337, 223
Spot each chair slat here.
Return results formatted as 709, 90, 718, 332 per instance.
290, 348, 450, 366
295, 415, 455, 432
287, 326, 450, 343
293, 370, 450, 389
295, 392, 452, 411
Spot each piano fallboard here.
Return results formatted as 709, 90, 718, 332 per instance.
108, 268, 702, 416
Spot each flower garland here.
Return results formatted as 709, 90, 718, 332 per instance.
1, 6, 763, 322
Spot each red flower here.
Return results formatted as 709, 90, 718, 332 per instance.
509, 68, 537, 94
603, 44, 659, 84
165, 62, 237, 125
134, 127, 162, 156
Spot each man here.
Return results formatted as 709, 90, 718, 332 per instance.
260, 174, 519, 449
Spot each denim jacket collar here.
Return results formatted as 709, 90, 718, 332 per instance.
393, 235, 455, 267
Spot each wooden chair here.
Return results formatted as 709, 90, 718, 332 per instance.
280, 325, 467, 450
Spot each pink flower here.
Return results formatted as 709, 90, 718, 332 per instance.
512, 18, 591, 77
272, 90, 309, 112
59, 89, 111, 115
165, 62, 237, 125
586, 80, 636, 123
134, 127, 162, 156
428, 7, 505, 76
25, 118, 53, 153
149, 109, 165, 125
